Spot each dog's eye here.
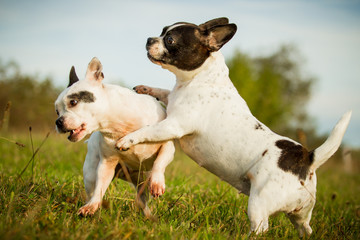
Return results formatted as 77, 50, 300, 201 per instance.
166, 36, 175, 45
69, 99, 78, 107
56, 110, 59, 116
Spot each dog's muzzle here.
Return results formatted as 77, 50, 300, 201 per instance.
146, 37, 157, 50
55, 117, 66, 133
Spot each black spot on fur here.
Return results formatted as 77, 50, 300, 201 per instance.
255, 122, 264, 130
67, 91, 96, 103
276, 140, 314, 180
262, 149, 268, 156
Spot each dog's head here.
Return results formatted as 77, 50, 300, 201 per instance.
55, 57, 105, 142
146, 17, 237, 72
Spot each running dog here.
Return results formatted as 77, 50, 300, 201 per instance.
55, 57, 175, 216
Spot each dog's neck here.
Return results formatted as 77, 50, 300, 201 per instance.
168, 51, 229, 85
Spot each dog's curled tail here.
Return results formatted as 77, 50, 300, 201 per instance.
311, 110, 352, 170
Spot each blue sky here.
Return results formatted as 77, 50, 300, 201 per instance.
0, 0, 359, 146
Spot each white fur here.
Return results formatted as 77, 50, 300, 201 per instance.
55, 58, 175, 216
116, 51, 351, 236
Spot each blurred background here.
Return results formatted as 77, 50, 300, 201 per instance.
0, 0, 359, 150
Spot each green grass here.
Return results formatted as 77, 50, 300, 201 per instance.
0, 131, 359, 239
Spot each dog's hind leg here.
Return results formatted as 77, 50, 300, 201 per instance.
247, 196, 270, 235
129, 170, 152, 218
287, 198, 315, 237
246, 171, 272, 234
113, 163, 151, 217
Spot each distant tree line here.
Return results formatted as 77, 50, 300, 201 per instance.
0, 60, 61, 132
227, 45, 322, 147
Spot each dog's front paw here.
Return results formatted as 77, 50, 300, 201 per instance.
133, 85, 153, 95
77, 202, 101, 216
115, 136, 136, 151
150, 171, 165, 198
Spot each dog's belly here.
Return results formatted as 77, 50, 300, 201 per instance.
102, 137, 161, 171
179, 126, 269, 191
129, 142, 163, 169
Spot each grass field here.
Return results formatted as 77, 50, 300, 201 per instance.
0, 131, 359, 239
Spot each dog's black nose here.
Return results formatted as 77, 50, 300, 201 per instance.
146, 38, 156, 49
55, 117, 64, 128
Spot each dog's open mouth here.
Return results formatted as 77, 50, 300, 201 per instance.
147, 53, 164, 66
67, 124, 86, 141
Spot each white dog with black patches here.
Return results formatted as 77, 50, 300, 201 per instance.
55, 58, 175, 217
116, 18, 352, 236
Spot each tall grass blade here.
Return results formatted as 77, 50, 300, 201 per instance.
17, 131, 50, 179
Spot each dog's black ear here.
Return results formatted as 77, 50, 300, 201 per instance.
202, 23, 237, 51
68, 66, 79, 87
199, 17, 229, 31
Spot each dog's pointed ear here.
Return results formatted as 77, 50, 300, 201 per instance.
86, 57, 104, 82
199, 17, 229, 31
201, 23, 237, 52
68, 66, 79, 87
